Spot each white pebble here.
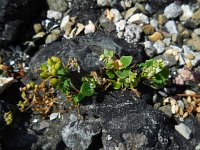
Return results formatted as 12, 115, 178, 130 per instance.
128, 13, 149, 25
175, 123, 192, 139
114, 20, 126, 32
47, 10, 62, 20
84, 20, 95, 34
60, 15, 70, 31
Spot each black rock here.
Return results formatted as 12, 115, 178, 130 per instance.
0, 0, 46, 46
69, 0, 101, 25
61, 91, 192, 149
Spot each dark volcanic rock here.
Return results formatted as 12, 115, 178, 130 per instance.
69, 0, 101, 24
61, 91, 192, 150
22, 31, 145, 84
0, 0, 45, 46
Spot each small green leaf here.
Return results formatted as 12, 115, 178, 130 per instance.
47, 58, 54, 66
152, 68, 169, 88
103, 49, 114, 58
105, 62, 113, 69
106, 70, 115, 79
119, 56, 133, 69
50, 78, 58, 87
21, 91, 26, 99
80, 82, 95, 97
73, 94, 85, 103
39, 71, 49, 79
63, 79, 70, 88
112, 81, 122, 90
57, 68, 66, 76
115, 69, 130, 79
40, 64, 48, 71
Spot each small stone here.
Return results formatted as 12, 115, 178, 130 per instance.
185, 59, 192, 68
128, 13, 149, 24
165, 49, 174, 55
47, 0, 68, 12
177, 23, 185, 33
154, 103, 161, 109
159, 105, 172, 117
33, 32, 46, 39
142, 25, 155, 35
47, 10, 62, 20
106, 9, 114, 21
84, 20, 95, 34
185, 90, 196, 95
177, 100, 185, 110
180, 5, 193, 21
33, 23, 42, 33
75, 23, 85, 36
115, 20, 126, 32
163, 38, 171, 46
181, 29, 190, 38
50, 113, 59, 120
175, 75, 184, 85
148, 32, 163, 42
124, 24, 142, 43
124, 0, 132, 8
158, 14, 167, 25
194, 28, 200, 36
64, 22, 73, 36
171, 104, 177, 114
183, 45, 200, 67
144, 41, 152, 49
179, 53, 186, 66
186, 53, 195, 60
170, 45, 182, 52
135, 3, 145, 13
0, 77, 15, 94
165, 20, 178, 34
69, 28, 76, 39
70, 16, 77, 24
60, 15, 70, 31
97, 0, 112, 7
117, 32, 123, 38
175, 123, 192, 139
187, 36, 200, 51
145, 3, 153, 14
172, 34, 179, 43
192, 8, 200, 19
110, 9, 122, 22
153, 40, 165, 54
45, 33, 60, 44
177, 68, 194, 81
101, 21, 115, 33
124, 7, 138, 20
150, 19, 158, 30
164, 3, 183, 19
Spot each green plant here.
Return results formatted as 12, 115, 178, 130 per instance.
18, 50, 169, 116
4, 111, 13, 125
100, 49, 138, 90
139, 59, 169, 88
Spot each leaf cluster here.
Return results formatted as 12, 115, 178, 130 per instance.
18, 50, 169, 116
